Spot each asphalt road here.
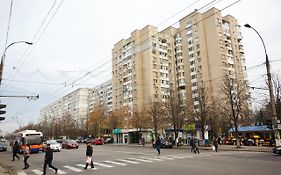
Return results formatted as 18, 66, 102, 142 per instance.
0, 144, 280, 175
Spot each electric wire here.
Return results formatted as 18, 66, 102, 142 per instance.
9, 0, 245, 125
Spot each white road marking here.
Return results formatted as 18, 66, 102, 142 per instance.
104, 160, 127, 166
93, 162, 114, 168
63, 165, 83, 172
118, 159, 140, 164
76, 164, 98, 170
127, 158, 153, 162
32, 169, 43, 175
17, 172, 28, 175
140, 157, 164, 161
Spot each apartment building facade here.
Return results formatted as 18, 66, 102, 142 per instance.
40, 88, 94, 126
88, 80, 113, 114
177, 8, 250, 110
112, 25, 178, 114
112, 7, 250, 116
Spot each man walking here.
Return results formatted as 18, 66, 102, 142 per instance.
12, 141, 20, 161
213, 137, 219, 152
84, 143, 94, 169
155, 137, 161, 155
42, 144, 58, 175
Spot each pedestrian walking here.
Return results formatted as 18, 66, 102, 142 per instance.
12, 140, 20, 161
190, 137, 199, 154
42, 144, 58, 175
142, 137, 145, 147
84, 143, 94, 169
155, 137, 161, 155
213, 138, 218, 152
23, 145, 30, 169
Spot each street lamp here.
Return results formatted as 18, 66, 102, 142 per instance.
0, 41, 33, 84
244, 23, 280, 146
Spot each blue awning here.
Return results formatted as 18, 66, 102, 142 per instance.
228, 125, 272, 132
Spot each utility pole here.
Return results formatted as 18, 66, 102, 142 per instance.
245, 24, 280, 146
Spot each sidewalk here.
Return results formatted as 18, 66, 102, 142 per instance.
0, 163, 14, 175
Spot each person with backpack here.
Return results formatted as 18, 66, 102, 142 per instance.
12, 140, 20, 161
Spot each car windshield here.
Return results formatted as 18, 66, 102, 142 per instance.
67, 140, 76, 144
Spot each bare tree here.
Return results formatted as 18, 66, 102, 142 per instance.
193, 86, 212, 145
146, 99, 166, 138
164, 91, 186, 140
88, 104, 107, 137
129, 108, 150, 132
221, 75, 251, 147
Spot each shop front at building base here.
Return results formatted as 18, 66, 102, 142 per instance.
113, 128, 153, 144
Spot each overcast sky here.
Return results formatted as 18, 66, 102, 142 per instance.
0, 0, 280, 135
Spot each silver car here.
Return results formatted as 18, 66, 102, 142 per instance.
44, 140, 61, 152
0, 142, 7, 152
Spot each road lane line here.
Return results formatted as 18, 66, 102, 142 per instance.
32, 169, 43, 175
118, 159, 140, 164
17, 172, 28, 175
155, 156, 174, 160
104, 160, 127, 166
93, 162, 114, 168
140, 157, 164, 161
76, 164, 98, 170
63, 165, 83, 172
127, 158, 153, 162
53, 168, 67, 174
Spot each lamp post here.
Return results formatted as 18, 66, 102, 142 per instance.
0, 41, 33, 84
244, 23, 280, 146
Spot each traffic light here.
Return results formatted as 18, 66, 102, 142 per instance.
0, 104, 6, 121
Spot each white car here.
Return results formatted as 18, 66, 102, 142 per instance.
44, 140, 61, 152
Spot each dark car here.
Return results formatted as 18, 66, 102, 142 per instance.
104, 137, 114, 144
152, 138, 173, 148
82, 138, 91, 143
90, 138, 104, 145
272, 146, 281, 156
0, 142, 7, 152
62, 140, 79, 149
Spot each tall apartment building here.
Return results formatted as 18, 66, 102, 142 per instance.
177, 8, 250, 109
88, 80, 113, 114
40, 88, 94, 126
112, 25, 177, 113
112, 7, 250, 114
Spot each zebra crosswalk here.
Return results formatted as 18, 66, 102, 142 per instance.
16, 151, 238, 175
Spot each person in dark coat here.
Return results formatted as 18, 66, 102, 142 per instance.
155, 137, 161, 155
84, 143, 94, 169
42, 144, 58, 175
12, 140, 20, 161
213, 137, 219, 152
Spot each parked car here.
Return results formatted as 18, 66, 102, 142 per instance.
90, 138, 104, 145
104, 137, 114, 144
82, 138, 91, 143
61, 140, 79, 149
152, 138, 173, 148
272, 146, 281, 156
0, 142, 7, 152
43, 140, 61, 152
